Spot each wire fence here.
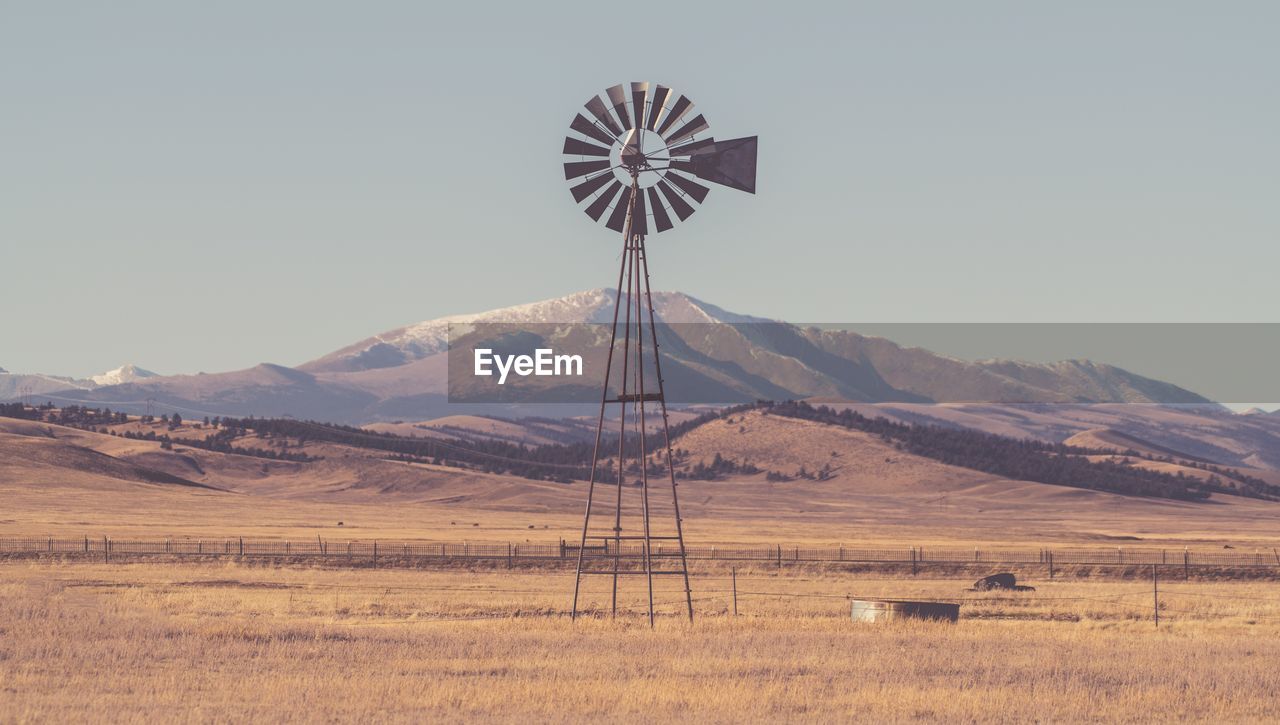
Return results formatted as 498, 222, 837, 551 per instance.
3, 536, 1280, 571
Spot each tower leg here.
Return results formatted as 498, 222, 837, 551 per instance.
611, 237, 634, 618
571, 247, 629, 621
572, 171, 692, 625
633, 239, 655, 628
638, 238, 695, 622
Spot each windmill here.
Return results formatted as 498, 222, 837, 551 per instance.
562, 82, 757, 624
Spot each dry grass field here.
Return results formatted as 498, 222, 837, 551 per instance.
4, 559, 1280, 722
6, 409, 1280, 721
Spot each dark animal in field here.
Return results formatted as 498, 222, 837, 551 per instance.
971, 573, 1036, 592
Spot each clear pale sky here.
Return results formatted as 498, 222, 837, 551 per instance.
2, 2, 1277, 378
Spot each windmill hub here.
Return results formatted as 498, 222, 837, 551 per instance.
618, 129, 648, 169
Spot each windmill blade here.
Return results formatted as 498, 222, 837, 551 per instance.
564, 159, 612, 180
570, 172, 615, 203
647, 187, 673, 232
664, 171, 710, 204
664, 114, 709, 146
584, 96, 623, 138
605, 186, 633, 232
656, 180, 697, 221
646, 86, 671, 130
585, 180, 622, 221
677, 136, 758, 194
563, 137, 610, 157
605, 84, 631, 131
630, 82, 649, 133
656, 95, 693, 136
570, 113, 618, 147
666, 137, 715, 157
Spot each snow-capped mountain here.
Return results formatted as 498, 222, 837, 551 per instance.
10, 291, 1279, 471
90, 364, 158, 387
0, 364, 157, 401
299, 288, 766, 374
10, 288, 1218, 425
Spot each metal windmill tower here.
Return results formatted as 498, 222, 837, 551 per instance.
562, 82, 757, 624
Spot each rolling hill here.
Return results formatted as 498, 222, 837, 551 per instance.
819, 401, 1280, 472
7, 410, 1280, 548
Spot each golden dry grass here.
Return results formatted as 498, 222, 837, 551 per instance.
4, 560, 1280, 722
7, 411, 1280, 720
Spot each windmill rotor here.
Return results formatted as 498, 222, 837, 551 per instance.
562, 82, 757, 235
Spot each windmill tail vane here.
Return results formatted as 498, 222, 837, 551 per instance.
563, 82, 758, 625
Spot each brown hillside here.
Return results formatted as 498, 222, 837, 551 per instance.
8, 414, 1280, 548
672, 409, 993, 494
0, 419, 210, 490
1065, 427, 1207, 461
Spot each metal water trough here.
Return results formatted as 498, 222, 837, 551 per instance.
850, 599, 959, 623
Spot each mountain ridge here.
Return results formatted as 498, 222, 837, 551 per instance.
0, 364, 154, 400
4, 289, 1214, 422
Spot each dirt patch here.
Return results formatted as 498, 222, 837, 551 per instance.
64, 580, 146, 589
172, 579, 300, 589
964, 611, 1082, 622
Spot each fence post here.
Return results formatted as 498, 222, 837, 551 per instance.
777, 545, 782, 568
839, 544, 844, 561
48, 536, 52, 553
103, 536, 109, 563
560, 538, 566, 559
1152, 564, 1159, 629
239, 537, 244, 556
373, 540, 378, 568
84, 536, 88, 553
732, 567, 738, 616
1048, 550, 1054, 579
1183, 548, 1189, 580
911, 547, 918, 576
507, 542, 512, 569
